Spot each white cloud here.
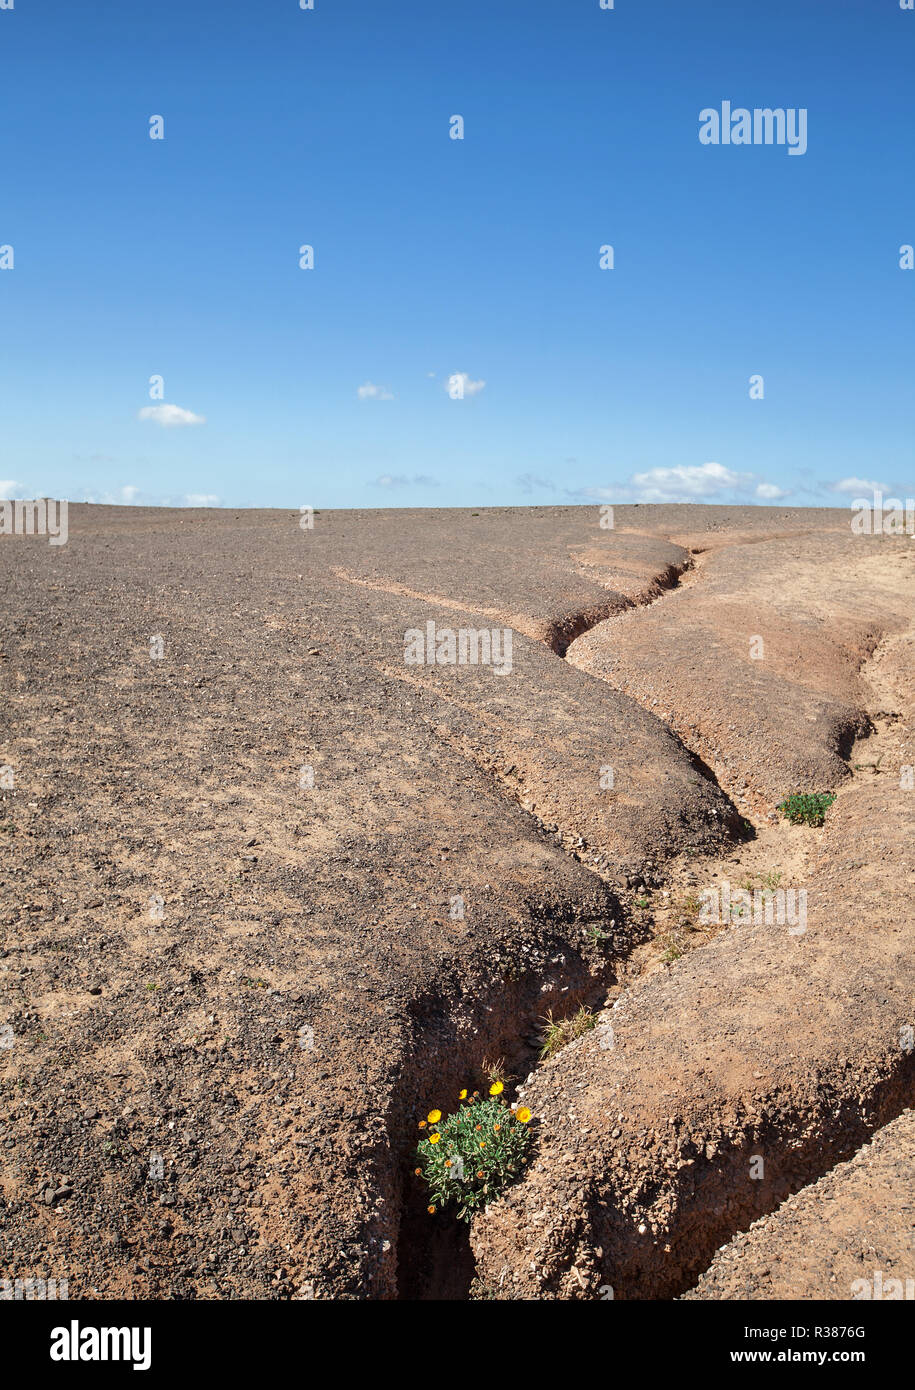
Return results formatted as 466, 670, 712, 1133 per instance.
0, 480, 25, 500
357, 382, 395, 401
66, 485, 220, 507
447, 372, 486, 398
74, 485, 149, 505
138, 403, 206, 427
831, 476, 889, 495
755, 482, 790, 500
630, 461, 746, 503
373, 473, 438, 488
572, 471, 791, 506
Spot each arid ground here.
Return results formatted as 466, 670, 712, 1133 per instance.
1, 503, 912, 1300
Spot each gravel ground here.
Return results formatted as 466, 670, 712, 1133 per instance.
1, 503, 910, 1299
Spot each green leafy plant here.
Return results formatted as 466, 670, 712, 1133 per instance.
416, 1089, 533, 1221
777, 792, 836, 827
539, 1005, 596, 1060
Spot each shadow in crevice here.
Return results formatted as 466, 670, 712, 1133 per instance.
390, 962, 619, 1300
397, 1205, 476, 1301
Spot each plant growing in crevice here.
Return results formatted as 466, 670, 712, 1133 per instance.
538, 1005, 596, 1060
673, 890, 702, 930
661, 933, 684, 963
777, 792, 835, 827
416, 1087, 533, 1222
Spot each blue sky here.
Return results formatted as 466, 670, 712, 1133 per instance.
1, 0, 912, 510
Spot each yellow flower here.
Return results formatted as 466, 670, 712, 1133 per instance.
427, 1205, 435, 1215
489, 1081, 504, 1096
429, 1132, 441, 1144
427, 1109, 442, 1124
516, 1106, 532, 1123
459, 1089, 468, 1100
418, 1119, 426, 1129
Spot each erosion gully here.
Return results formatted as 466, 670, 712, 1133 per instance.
385, 543, 913, 1300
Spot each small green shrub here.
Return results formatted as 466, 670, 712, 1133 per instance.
416, 1089, 533, 1221
777, 792, 836, 827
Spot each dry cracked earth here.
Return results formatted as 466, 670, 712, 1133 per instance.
1, 503, 913, 1301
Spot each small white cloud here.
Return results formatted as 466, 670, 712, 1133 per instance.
138, 404, 206, 427
0, 480, 25, 500
67, 485, 219, 507
831, 476, 889, 495
447, 372, 486, 398
357, 382, 395, 401
81, 485, 145, 505
373, 473, 438, 488
755, 482, 790, 500
630, 461, 746, 503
